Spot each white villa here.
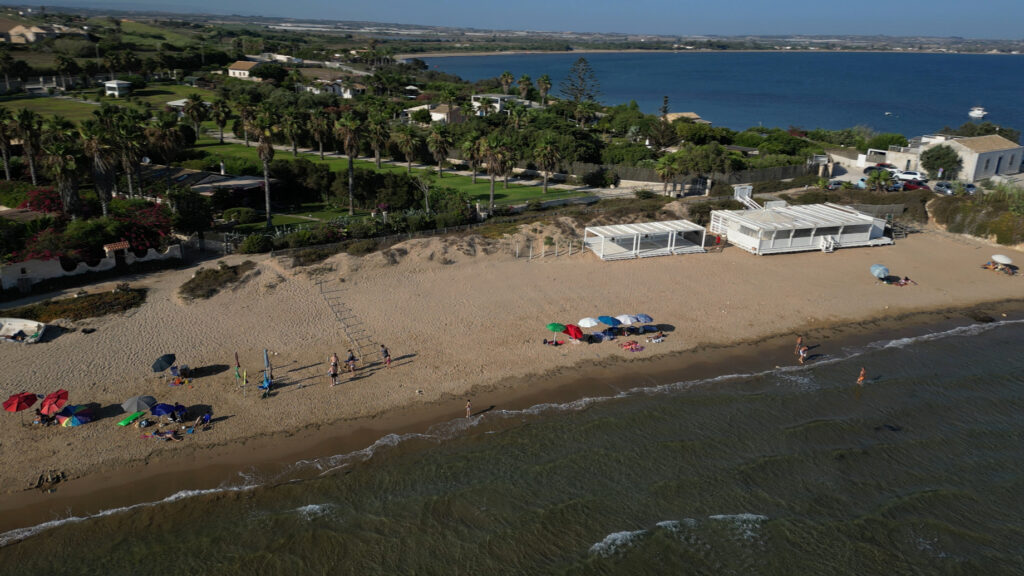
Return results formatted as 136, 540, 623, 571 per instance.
103, 80, 132, 98
583, 220, 707, 261
710, 202, 892, 255
228, 61, 259, 80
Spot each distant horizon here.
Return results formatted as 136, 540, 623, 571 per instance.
4, 0, 1024, 41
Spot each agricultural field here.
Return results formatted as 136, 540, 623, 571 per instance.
0, 95, 100, 122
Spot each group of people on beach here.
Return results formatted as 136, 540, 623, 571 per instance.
796, 334, 869, 386
328, 345, 391, 386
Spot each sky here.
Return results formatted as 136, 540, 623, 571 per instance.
20, 0, 1024, 39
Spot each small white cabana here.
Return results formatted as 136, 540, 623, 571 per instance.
709, 202, 892, 255
583, 220, 706, 261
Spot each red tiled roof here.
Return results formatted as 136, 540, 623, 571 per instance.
103, 241, 131, 251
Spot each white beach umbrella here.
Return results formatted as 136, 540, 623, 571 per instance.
992, 254, 1013, 265
615, 315, 639, 325
578, 317, 600, 328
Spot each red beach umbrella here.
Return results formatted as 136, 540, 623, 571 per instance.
563, 324, 584, 340
3, 392, 37, 413
40, 389, 69, 416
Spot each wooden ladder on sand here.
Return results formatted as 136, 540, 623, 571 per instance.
316, 277, 377, 358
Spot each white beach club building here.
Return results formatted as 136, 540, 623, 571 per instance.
583, 220, 706, 261
709, 203, 891, 255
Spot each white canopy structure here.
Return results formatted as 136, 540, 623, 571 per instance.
709, 202, 892, 255
583, 220, 706, 261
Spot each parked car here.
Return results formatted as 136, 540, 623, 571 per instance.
897, 170, 928, 182
886, 180, 904, 192
965, 183, 977, 195
826, 180, 844, 190
902, 180, 931, 191
934, 181, 954, 195
876, 163, 898, 170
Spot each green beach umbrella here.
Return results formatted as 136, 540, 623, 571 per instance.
546, 323, 566, 333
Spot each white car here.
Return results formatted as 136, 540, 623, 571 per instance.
897, 171, 928, 182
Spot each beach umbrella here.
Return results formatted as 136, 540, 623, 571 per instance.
992, 254, 1013, 265
56, 405, 91, 427
173, 403, 187, 416
870, 264, 889, 280
152, 354, 176, 373
121, 395, 157, 413
3, 392, 37, 413
597, 315, 621, 327
615, 315, 639, 325
578, 317, 600, 328
635, 314, 654, 324
546, 323, 567, 333
40, 389, 69, 416
563, 324, 584, 340
150, 403, 175, 417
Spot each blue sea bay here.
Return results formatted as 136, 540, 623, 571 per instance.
422, 51, 1024, 141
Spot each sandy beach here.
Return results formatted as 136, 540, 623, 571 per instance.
1, 219, 1022, 531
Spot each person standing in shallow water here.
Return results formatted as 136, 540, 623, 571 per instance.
466, 400, 472, 418
857, 367, 866, 385
795, 335, 804, 356
799, 346, 809, 365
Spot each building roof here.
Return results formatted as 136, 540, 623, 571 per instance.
229, 61, 260, 71
952, 134, 1021, 154
103, 241, 131, 251
104, 80, 132, 87
585, 220, 704, 238
713, 203, 877, 232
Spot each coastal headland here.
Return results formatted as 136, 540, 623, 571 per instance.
1, 223, 1022, 534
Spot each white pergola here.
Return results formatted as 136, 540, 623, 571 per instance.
709, 202, 892, 255
583, 220, 706, 261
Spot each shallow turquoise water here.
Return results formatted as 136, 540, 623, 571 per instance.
2, 321, 1024, 574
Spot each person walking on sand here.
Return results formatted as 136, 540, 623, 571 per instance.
857, 367, 866, 386
798, 346, 809, 365
329, 352, 340, 387
380, 344, 391, 368
466, 400, 472, 418
346, 349, 357, 377
795, 335, 804, 356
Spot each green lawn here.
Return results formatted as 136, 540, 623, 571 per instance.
0, 96, 99, 122
0, 84, 218, 123
191, 140, 587, 207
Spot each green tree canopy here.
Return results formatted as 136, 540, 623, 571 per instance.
920, 144, 963, 181
864, 133, 908, 153
559, 57, 600, 104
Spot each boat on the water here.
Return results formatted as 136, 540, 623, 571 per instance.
969, 106, 987, 119
0, 317, 46, 343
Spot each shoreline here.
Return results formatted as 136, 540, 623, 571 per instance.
2, 295, 1021, 537
398, 48, 1021, 60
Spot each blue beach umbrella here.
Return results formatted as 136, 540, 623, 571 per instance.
151, 403, 175, 417
870, 264, 889, 280
597, 315, 621, 327
635, 314, 654, 324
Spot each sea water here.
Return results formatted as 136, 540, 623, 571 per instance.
2, 320, 1023, 574
422, 51, 1024, 140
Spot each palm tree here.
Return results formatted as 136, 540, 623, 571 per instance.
518, 74, 532, 100
499, 71, 514, 95
476, 98, 493, 117
0, 107, 13, 181
506, 101, 528, 131
79, 118, 117, 216
391, 125, 418, 175
478, 136, 496, 211
14, 108, 41, 186
574, 100, 598, 128
250, 104, 278, 229
426, 125, 451, 178
536, 74, 551, 105
145, 110, 185, 165
0, 47, 14, 93
182, 93, 209, 141
234, 92, 255, 147
460, 132, 482, 184
115, 106, 147, 198
209, 99, 230, 144
308, 108, 331, 161
333, 113, 361, 215
38, 116, 83, 216
280, 108, 306, 158
534, 136, 561, 194
498, 143, 517, 189
655, 153, 681, 195
364, 112, 390, 168
55, 54, 79, 90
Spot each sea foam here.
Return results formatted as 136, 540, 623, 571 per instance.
589, 529, 647, 557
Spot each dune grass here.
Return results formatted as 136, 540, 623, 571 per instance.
2, 287, 147, 322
